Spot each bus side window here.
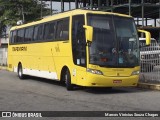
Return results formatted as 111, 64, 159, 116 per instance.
72, 15, 86, 67
17, 29, 24, 43
49, 22, 56, 40
33, 26, 39, 41
33, 24, 43, 41
44, 23, 50, 40
24, 27, 33, 42
12, 30, 17, 43
37, 25, 43, 41
10, 31, 13, 44
56, 18, 69, 41
44, 22, 55, 40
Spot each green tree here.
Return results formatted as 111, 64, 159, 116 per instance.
0, 0, 50, 36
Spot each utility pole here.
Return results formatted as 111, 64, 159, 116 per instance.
21, 5, 25, 23
129, 0, 131, 16
90, 0, 93, 9
75, 0, 78, 9
50, 0, 52, 15
41, 0, 43, 18
98, 0, 101, 10
141, 0, 144, 37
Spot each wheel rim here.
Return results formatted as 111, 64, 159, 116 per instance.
18, 67, 22, 77
64, 70, 73, 90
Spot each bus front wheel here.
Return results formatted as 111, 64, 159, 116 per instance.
64, 69, 74, 91
18, 64, 25, 79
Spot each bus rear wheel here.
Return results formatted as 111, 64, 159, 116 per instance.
18, 64, 25, 79
64, 69, 74, 91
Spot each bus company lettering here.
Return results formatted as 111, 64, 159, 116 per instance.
12, 46, 27, 51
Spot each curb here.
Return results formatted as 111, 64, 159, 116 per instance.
137, 83, 160, 91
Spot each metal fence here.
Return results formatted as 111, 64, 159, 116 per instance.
139, 42, 160, 83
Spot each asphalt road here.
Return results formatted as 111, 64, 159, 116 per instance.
0, 70, 160, 120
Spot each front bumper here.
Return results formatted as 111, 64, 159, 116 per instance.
77, 73, 139, 87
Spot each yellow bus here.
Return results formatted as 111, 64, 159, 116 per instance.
8, 9, 150, 90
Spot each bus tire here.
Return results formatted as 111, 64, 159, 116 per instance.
18, 64, 25, 79
64, 69, 74, 91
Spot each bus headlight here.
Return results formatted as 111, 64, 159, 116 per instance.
131, 70, 140, 75
87, 68, 103, 75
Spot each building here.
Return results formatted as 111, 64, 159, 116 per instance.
0, 37, 8, 66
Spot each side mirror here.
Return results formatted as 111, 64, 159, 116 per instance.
138, 29, 151, 46
83, 25, 93, 43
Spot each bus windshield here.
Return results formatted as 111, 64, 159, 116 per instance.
87, 14, 139, 68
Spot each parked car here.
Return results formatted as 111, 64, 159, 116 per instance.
139, 38, 160, 72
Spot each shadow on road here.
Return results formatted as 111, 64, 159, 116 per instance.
25, 75, 65, 87
20, 75, 153, 94
83, 86, 153, 94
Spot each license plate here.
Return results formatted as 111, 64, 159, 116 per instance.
113, 80, 122, 83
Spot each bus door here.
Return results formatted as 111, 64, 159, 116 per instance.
72, 15, 87, 84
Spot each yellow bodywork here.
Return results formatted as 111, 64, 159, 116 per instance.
77, 65, 139, 87
8, 9, 139, 87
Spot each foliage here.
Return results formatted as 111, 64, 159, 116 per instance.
0, 0, 51, 36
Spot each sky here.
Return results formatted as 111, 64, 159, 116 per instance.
46, 1, 75, 13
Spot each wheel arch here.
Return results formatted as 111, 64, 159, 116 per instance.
18, 62, 22, 66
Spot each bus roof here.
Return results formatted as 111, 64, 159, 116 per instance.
10, 9, 132, 31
